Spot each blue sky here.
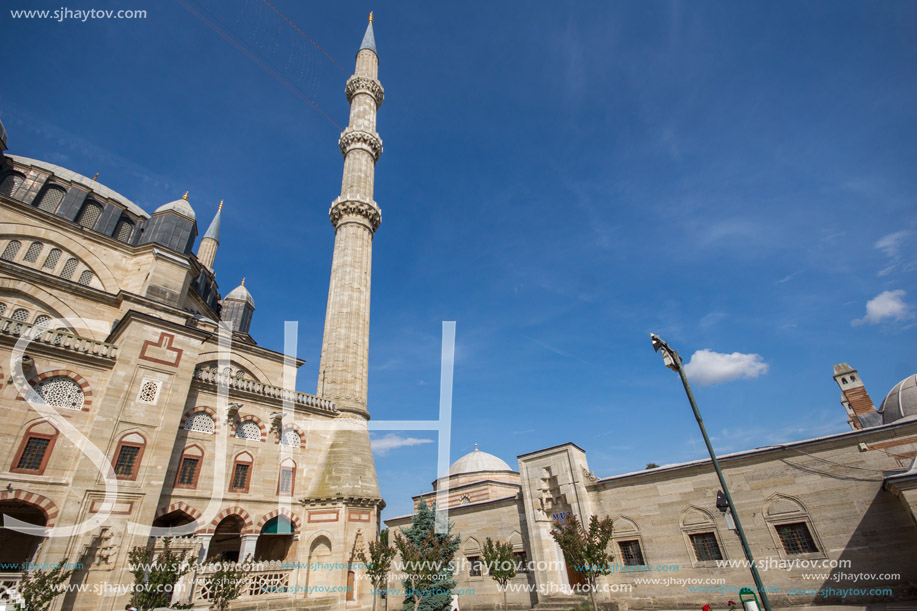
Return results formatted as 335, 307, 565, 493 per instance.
2, 1, 916, 520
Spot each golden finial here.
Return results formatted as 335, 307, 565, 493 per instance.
241, 277, 246, 286
368, 11, 373, 23
218, 200, 224, 211
182, 191, 189, 200
92, 172, 99, 181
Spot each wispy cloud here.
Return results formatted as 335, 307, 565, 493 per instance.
684, 349, 769, 386
875, 230, 911, 276
370, 434, 435, 456
851, 289, 913, 326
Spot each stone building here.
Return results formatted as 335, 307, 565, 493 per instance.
386, 367, 917, 610
0, 17, 385, 611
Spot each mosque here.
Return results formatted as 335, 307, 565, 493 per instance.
1, 16, 384, 611
1, 12, 917, 611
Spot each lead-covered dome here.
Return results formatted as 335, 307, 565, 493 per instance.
879, 374, 917, 425
225, 281, 255, 308
154, 192, 196, 220
448, 445, 513, 476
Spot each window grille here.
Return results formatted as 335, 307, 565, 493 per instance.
279, 467, 294, 494
618, 540, 646, 566
36, 187, 65, 213
78, 270, 93, 286
231, 463, 250, 491
1, 240, 21, 261
177, 457, 200, 487
35, 376, 84, 410
16, 438, 50, 470
236, 421, 261, 441
114, 445, 140, 477
11, 308, 29, 322
776, 523, 818, 555
23, 242, 43, 263
43, 248, 61, 270
0, 173, 24, 197
689, 532, 723, 562
60, 258, 78, 279
33, 315, 52, 330
184, 412, 215, 434
76, 201, 103, 228
280, 429, 301, 448
114, 218, 134, 242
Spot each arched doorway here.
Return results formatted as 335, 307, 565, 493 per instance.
0, 500, 47, 567
152, 510, 196, 529
254, 516, 296, 561
306, 536, 332, 595
209, 516, 244, 562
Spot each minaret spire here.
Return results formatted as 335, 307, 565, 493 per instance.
197, 200, 222, 270
316, 18, 384, 418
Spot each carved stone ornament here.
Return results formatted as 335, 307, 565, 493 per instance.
329, 198, 382, 231
339, 128, 383, 161
345, 76, 385, 108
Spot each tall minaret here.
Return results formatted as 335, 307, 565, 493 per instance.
317, 13, 384, 419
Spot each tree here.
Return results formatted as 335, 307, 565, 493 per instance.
646, 463, 660, 469
359, 528, 397, 611
16, 561, 72, 611
205, 557, 250, 611
396, 499, 461, 611
550, 515, 615, 611
127, 538, 191, 610
481, 538, 516, 611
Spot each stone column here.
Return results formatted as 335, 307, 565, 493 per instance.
239, 534, 259, 562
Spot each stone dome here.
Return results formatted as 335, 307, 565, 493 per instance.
448, 445, 513, 476
154, 193, 196, 220
225, 282, 255, 308
879, 374, 917, 425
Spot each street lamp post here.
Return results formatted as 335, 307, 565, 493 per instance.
650, 333, 772, 611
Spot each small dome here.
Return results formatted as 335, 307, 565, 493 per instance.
225, 281, 255, 308
448, 445, 513, 476
154, 192, 196, 220
879, 374, 917, 425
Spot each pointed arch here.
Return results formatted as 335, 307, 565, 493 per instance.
0, 490, 60, 528
207, 506, 254, 534
256, 507, 302, 532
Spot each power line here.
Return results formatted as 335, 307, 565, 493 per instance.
260, 0, 349, 74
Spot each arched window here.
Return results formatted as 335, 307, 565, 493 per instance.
230, 453, 253, 492
0, 303, 6, 316
23, 242, 43, 263
235, 420, 261, 441
11, 422, 59, 475
78, 270, 93, 286
11, 308, 29, 322
33, 315, 52, 330
278, 459, 296, 496
35, 375, 84, 410
175, 445, 204, 489
0, 172, 25, 198
75, 200, 103, 229
114, 217, 135, 243
60, 258, 78, 280
1, 240, 21, 261
184, 412, 215, 434
280, 428, 301, 448
35, 186, 65, 213
42, 248, 62, 270
113, 432, 146, 480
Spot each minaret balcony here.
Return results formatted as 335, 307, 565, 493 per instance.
345, 75, 384, 107
338, 127, 383, 161
329, 196, 381, 231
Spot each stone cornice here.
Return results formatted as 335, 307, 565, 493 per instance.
345, 76, 384, 108
329, 197, 381, 232
338, 128, 382, 161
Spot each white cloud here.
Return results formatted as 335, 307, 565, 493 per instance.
875, 231, 909, 259
370, 434, 434, 456
683, 349, 769, 386
852, 289, 912, 326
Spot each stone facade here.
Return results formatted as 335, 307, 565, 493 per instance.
388, 380, 917, 610
0, 17, 385, 611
